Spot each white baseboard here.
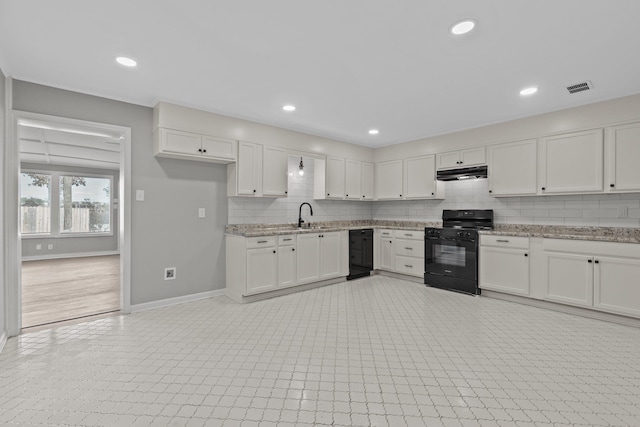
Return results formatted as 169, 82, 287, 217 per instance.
0, 331, 7, 354
22, 250, 120, 262
130, 289, 226, 313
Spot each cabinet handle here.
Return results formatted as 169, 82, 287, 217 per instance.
404, 247, 413, 250
197, 148, 202, 153
399, 194, 402, 197
292, 248, 295, 251
258, 240, 268, 244
496, 239, 509, 243
327, 193, 330, 196
541, 187, 546, 191
489, 190, 492, 193
588, 259, 592, 263
389, 240, 393, 243
404, 264, 413, 268
203, 149, 207, 153
405, 233, 413, 236
285, 191, 288, 194
595, 260, 599, 264
610, 184, 615, 188
283, 238, 292, 241
524, 253, 528, 257
253, 189, 256, 193
362, 195, 365, 198
346, 194, 349, 197
431, 192, 434, 195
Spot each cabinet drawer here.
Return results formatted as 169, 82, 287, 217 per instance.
278, 235, 296, 246
379, 229, 394, 238
395, 255, 423, 277
395, 239, 425, 257
481, 235, 529, 249
394, 230, 423, 240
246, 236, 276, 249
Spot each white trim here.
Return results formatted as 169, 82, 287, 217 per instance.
0, 331, 6, 354
22, 250, 119, 262
5, 110, 132, 335
129, 289, 226, 313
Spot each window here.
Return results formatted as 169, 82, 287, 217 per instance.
59, 176, 112, 233
20, 172, 52, 234
20, 170, 113, 236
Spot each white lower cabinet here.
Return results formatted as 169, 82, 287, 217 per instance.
246, 247, 278, 295
479, 235, 530, 296
226, 232, 345, 301
375, 229, 424, 277
540, 239, 640, 317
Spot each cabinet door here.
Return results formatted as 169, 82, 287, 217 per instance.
296, 233, 321, 284
380, 237, 395, 271
460, 147, 486, 167
539, 129, 604, 194
361, 162, 374, 200
345, 159, 362, 200
606, 122, 640, 192
404, 155, 437, 199
375, 160, 403, 199
325, 157, 346, 199
436, 151, 461, 169
594, 256, 640, 317
160, 128, 202, 156
278, 246, 297, 288
479, 247, 530, 296
246, 247, 277, 295
543, 251, 593, 307
488, 139, 537, 196
320, 232, 341, 279
201, 135, 236, 161
237, 142, 261, 196
263, 146, 288, 197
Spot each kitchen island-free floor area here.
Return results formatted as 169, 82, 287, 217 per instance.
1, 276, 639, 426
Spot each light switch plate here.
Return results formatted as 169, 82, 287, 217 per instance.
198, 208, 206, 218
136, 190, 144, 201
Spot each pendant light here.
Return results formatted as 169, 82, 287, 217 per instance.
298, 157, 304, 176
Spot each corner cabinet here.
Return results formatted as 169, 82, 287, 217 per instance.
605, 121, 640, 193
538, 129, 604, 194
487, 139, 537, 196
154, 128, 237, 163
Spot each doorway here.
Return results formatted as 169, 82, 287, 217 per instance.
8, 112, 131, 332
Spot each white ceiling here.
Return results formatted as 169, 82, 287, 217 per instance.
2, 1, 640, 148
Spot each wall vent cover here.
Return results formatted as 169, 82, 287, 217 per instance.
566, 81, 593, 94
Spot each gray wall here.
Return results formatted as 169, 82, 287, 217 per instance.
228, 156, 372, 224
20, 163, 120, 258
12, 80, 228, 305
0, 68, 6, 339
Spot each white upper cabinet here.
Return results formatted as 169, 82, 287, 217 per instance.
605, 122, 640, 193
437, 147, 486, 170
262, 146, 288, 197
361, 162, 374, 200
488, 139, 537, 196
345, 159, 362, 200
403, 155, 442, 199
375, 160, 403, 200
538, 129, 604, 194
228, 141, 262, 197
325, 157, 346, 199
154, 128, 237, 164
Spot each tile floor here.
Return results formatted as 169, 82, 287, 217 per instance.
1, 276, 640, 427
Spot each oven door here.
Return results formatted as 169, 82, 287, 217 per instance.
424, 237, 477, 280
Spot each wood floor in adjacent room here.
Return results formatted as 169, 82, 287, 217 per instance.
21, 255, 120, 328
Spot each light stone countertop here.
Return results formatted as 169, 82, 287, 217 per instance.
227, 221, 640, 243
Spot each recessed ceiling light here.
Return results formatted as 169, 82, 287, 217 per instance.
283, 105, 296, 112
116, 56, 137, 67
450, 20, 476, 35
520, 86, 538, 96
368, 129, 379, 135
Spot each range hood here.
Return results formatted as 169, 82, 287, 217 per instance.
437, 165, 488, 181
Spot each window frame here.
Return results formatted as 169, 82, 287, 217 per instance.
19, 170, 53, 236
20, 169, 115, 239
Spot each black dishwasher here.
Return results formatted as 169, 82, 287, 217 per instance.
348, 229, 374, 280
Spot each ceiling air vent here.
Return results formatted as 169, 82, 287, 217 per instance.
566, 81, 593, 94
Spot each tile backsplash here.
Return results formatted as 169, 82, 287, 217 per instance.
228, 159, 640, 227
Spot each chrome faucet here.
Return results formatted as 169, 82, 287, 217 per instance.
298, 202, 313, 228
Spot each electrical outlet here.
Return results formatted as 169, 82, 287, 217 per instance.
36, 244, 42, 250
164, 267, 176, 280
47, 244, 54, 250
617, 207, 628, 218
